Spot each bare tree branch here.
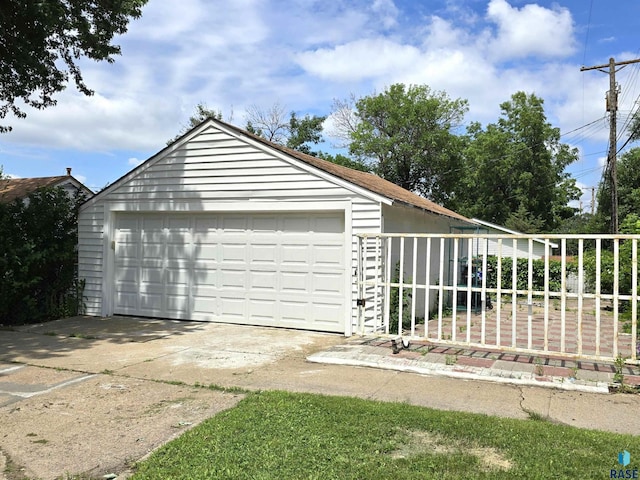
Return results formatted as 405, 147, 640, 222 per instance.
245, 102, 289, 143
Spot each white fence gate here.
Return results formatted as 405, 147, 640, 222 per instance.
356, 233, 640, 362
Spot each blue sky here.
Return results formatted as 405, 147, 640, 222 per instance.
1, 0, 639, 211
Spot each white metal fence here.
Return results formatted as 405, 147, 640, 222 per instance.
356, 233, 640, 362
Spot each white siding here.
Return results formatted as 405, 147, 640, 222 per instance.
478, 237, 548, 259
77, 204, 104, 316
79, 123, 382, 332
382, 204, 470, 320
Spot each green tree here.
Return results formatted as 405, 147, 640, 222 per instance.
459, 92, 580, 232
245, 103, 327, 155
0, 0, 147, 132
168, 103, 224, 144
0, 187, 86, 324
592, 148, 640, 234
286, 112, 326, 155
342, 84, 468, 204
315, 152, 370, 172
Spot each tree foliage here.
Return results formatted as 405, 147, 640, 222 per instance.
457, 92, 580, 232
343, 84, 468, 205
245, 104, 326, 155
0, 187, 86, 324
0, 0, 147, 132
286, 112, 326, 155
315, 152, 370, 172
595, 147, 640, 233
168, 103, 224, 144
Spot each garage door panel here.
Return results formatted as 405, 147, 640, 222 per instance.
283, 216, 311, 232
220, 243, 246, 262
220, 297, 246, 318
114, 212, 346, 332
314, 216, 344, 233
250, 244, 277, 264
250, 271, 277, 291
311, 302, 344, 323
251, 216, 278, 233
280, 301, 308, 322
115, 292, 138, 311
248, 299, 276, 321
313, 245, 344, 266
194, 244, 217, 261
280, 272, 309, 293
281, 244, 310, 265
219, 269, 246, 289
312, 273, 344, 295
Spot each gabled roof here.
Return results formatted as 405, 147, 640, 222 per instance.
216, 120, 471, 223
82, 118, 471, 224
0, 175, 93, 203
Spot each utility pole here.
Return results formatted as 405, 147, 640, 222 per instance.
581, 57, 640, 233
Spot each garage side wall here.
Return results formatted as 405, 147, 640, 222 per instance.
382, 204, 469, 318
78, 204, 105, 316
78, 124, 382, 333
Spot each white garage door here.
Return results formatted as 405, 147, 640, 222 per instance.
113, 212, 346, 332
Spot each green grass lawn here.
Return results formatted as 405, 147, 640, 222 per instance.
131, 390, 638, 480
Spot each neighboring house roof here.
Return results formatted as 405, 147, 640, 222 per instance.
0, 172, 93, 203
217, 120, 471, 223
471, 218, 559, 248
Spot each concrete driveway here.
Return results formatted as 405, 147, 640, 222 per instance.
2, 316, 640, 479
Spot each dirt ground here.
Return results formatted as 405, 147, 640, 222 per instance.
0, 367, 242, 479
0, 316, 343, 480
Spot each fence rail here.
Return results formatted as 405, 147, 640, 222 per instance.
356, 233, 640, 362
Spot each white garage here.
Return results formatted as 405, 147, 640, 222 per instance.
78, 118, 471, 334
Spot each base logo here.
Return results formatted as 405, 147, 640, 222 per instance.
611, 451, 638, 479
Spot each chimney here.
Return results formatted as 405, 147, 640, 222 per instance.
66, 167, 72, 176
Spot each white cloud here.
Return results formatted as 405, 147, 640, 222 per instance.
371, 0, 400, 29
0, 0, 618, 195
128, 157, 144, 167
296, 38, 422, 82
485, 0, 576, 60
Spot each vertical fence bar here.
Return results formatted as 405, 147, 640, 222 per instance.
384, 237, 392, 335
357, 235, 364, 335
511, 238, 518, 348
438, 237, 445, 340
544, 239, 550, 352
452, 238, 459, 342
577, 239, 584, 357
411, 237, 418, 337
496, 239, 503, 347
595, 239, 601, 357
561, 239, 567, 353
398, 237, 405, 337
424, 237, 431, 338
466, 240, 473, 343
362, 235, 369, 334
613, 239, 620, 358
633, 239, 638, 361
481, 242, 488, 345
527, 239, 533, 350
373, 236, 381, 333
466, 239, 472, 343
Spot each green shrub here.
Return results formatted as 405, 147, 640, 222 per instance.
484, 256, 576, 292
0, 187, 86, 325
